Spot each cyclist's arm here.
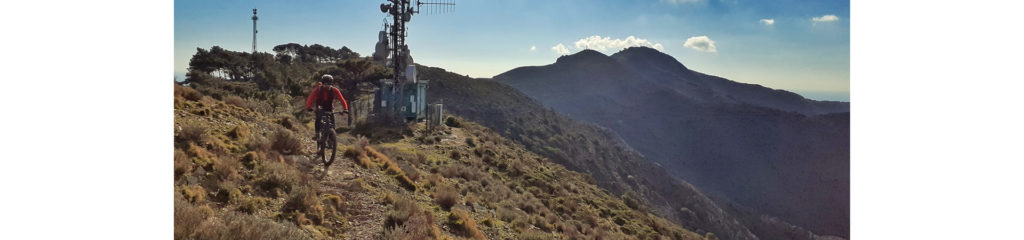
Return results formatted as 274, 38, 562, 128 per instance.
332, 88, 349, 111
305, 88, 319, 110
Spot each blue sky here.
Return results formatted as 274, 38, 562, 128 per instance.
175, 0, 849, 101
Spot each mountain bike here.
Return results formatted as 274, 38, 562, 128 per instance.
314, 109, 351, 172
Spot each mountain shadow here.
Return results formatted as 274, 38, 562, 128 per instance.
493, 47, 850, 237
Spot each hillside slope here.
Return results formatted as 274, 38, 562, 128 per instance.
493, 48, 849, 237
421, 66, 762, 240
173, 82, 707, 239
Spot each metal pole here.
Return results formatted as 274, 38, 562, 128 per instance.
252, 9, 258, 53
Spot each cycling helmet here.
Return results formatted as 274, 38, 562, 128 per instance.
320, 74, 334, 83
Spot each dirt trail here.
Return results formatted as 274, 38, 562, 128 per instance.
294, 133, 390, 240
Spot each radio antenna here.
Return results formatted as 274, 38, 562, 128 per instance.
376, 0, 456, 122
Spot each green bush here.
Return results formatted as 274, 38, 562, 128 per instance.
445, 116, 461, 128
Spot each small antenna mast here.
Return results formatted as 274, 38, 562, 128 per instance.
251, 8, 258, 53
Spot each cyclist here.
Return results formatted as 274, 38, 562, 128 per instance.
306, 74, 349, 141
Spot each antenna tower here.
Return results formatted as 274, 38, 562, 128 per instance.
377, 0, 455, 122
251, 9, 258, 53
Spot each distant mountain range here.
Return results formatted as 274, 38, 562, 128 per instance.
493, 47, 850, 237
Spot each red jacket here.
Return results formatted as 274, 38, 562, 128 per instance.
305, 83, 349, 111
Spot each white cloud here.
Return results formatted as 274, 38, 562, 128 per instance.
572, 35, 665, 53
551, 43, 570, 55
760, 18, 775, 26
530, 45, 537, 51
812, 14, 839, 23
661, 0, 701, 4
683, 36, 717, 53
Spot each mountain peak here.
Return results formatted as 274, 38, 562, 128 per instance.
611, 46, 689, 71
555, 49, 611, 64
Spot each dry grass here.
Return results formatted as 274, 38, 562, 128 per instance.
213, 155, 241, 181
245, 134, 271, 153
344, 147, 377, 169
174, 148, 192, 179
178, 124, 207, 145
180, 185, 207, 203
174, 197, 214, 240
255, 160, 302, 197
175, 84, 203, 102
366, 146, 416, 191
447, 208, 485, 240
383, 196, 441, 240
227, 125, 250, 140
224, 95, 247, 108
190, 212, 310, 240
186, 143, 218, 169
434, 185, 459, 211
325, 194, 343, 211
271, 127, 303, 155
284, 187, 326, 225
240, 151, 260, 169
440, 165, 482, 181
357, 151, 378, 169
518, 230, 554, 240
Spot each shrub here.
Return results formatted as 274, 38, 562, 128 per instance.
246, 134, 271, 152
481, 217, 496, 228
384, 196, 419, 230
271, 128, 303, 155
176, 85, 203, 101
445, 116, 461, 128
384, 197, 440, 240
434, 185, 459, 211
213, 155, 241, 181
240, 151, 260, 169
227, 125, 250, 140
446, 209, 485, 240
236, 195, 271, 214
284, 187, 325, 225
174, 148, 192, 179
519, 230, 553, 240
255, 160, 302, 197
413, 153, 427, 165
497, 206, 524, 223
621, 192, 644, 211
178, 124, 207, 145
180, 185, 207, 203
174, 198, 213, 239
401, 165, 421, 182
533, 215, 554, 232
465, 137, 476, 147
191, 212, 310, 240
325, 194, 343, 211
224, 95, 247, 108
277, 116, 298, 130
440, 165, 480, 181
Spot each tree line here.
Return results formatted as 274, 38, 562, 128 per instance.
185, 43, 389, 100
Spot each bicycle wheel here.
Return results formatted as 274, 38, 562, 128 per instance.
323, 131, 337, 170
316, 130, 326, 165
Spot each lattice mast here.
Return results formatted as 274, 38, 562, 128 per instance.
378, 0, 454, 122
